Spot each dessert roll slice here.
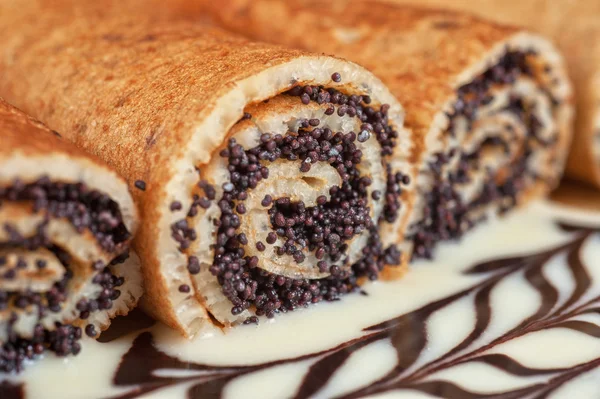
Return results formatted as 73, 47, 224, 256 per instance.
384, 0, 600, 189
407, 48, 571, 258
0, 1, 415, 336
191, 88, 411, 325
0, 99, 141, 372
203, 0, 574, 258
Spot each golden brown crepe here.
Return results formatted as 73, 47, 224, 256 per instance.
201, 0, 574, 257
0, 0, 418, 337
0, 98, 141, 372
379, 0, 600, 187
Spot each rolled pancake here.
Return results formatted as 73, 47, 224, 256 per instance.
378, 0, 600, 188
0, 99, 142, 372
0, 1, 416, 337
202, 0, 574, 258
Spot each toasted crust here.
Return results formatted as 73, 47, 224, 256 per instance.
202, 1, 512, 146
0, 1, 412, 336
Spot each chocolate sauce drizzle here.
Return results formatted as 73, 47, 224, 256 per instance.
45, 220, 590, 398
2, 220, 597, 398
0, 381, 23, 399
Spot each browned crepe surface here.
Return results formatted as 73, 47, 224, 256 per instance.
1, 99, 100, 166
204, 1, 509, 160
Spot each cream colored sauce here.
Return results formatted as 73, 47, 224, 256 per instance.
2, 200, 600, 398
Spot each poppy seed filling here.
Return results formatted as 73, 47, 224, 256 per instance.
0, 178, 129, 372
411, 50, 561, 259
173, 76, 409, 321
0, 178, 130, 252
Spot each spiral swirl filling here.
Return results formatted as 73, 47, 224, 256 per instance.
171, 75, 408, 323
0, 178, 130, 372
410, 50, 564, 258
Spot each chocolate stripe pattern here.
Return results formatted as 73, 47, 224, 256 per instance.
115, 217, 600, 398
3, 202, 598, 398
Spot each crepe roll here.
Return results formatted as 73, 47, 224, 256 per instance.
0, 1, 416, 337
0, 99, 142, 372
203, 0, 574, 258
378, 0, 600, 188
